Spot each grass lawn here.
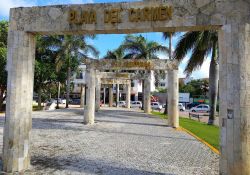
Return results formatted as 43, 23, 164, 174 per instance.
33, 105, 44, 111
151, 111, 220, 150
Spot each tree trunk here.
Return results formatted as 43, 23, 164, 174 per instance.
66, 66, 71, 108
37, 86, 42, 110
0, 88, 3, 111
208, 45, 219, 125
164, 33, 172, 114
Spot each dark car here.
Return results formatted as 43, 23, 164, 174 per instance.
70, 99, 81, 105
187, 102, 200, 109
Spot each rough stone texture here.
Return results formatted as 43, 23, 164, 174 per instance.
1, 108, 219, 174
3, 31, 35, 173
101, 79, 130, 85
84, 67, 96, 124
218, 23, 250, 174
5, 0, 250, 174
9, 0, 250, 34
85, 59, 178, 71
167, 70, 179, 128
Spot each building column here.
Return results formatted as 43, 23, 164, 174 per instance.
95, 77, 101, 112
126, 82, 131, 108
167, 69, 179, 128
109, 85, 113, 107
116, 84, 119, 107
144, 73, 151, 113
3, 31, 35, 173
218, 23, 250, 175
84, 67, 96, 124
80, 84, 85, 108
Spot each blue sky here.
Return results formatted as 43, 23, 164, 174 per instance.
0, 0, 210, 79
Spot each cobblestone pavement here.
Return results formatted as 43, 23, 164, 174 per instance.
0, 108, 219, 174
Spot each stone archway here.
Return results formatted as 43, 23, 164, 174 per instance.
4, 1, 250, 174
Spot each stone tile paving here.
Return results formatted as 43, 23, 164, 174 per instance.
0, 108, 219, 174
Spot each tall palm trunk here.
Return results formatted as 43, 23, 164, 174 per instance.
0, 88, 4, 111
208, 44, 219, 125
66, 66, 71, 108
164, 33, 172, 114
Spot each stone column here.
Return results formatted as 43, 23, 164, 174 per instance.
95, 77, 101, 112
80, 84, 85, 108
103, 87, 106, 105
84, 67, 96, 124
3, 31, 35, 173
116, 84, 119, 107
218, 23, 250, 175
144, 73, 151, 113
167, 69, 179, 128
126, 82, 131, 108
109, 85, 113, 107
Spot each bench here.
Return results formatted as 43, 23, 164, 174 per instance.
189, 112, 209, 121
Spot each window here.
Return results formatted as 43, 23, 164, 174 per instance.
131, 82, 135, 87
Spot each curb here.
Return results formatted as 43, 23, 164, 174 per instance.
177, 127, 220, 155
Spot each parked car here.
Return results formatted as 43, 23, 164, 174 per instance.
151, 102, 163, 110
130, 101, 142, 108
71, 99, 81, 105
118, 101, 126, 107
178, 103, 185, 111
190, 104, 210, 113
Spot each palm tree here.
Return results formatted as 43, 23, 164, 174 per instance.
103, 47, 124, 60
121, 34, 169, 109
121, 34, 169, 60
173, 31, 219, 125
162, 32, 178, 114
48, 35, 99, 108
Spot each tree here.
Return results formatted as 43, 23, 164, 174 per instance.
103, 47, 124, 60
173, 31, 219, 125
47, 35, 99, 108
34, 36, 57, 109
121, 34, 169, 109
162, 32, 178, 114
0, 21, 8, 111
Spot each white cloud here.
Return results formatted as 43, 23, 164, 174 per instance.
178, 56, 210, 79
178, 66, 185, 78
191, 58, 210, 79
0, 0, 37, 17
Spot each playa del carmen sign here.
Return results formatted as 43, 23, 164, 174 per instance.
68, 6, 173, 24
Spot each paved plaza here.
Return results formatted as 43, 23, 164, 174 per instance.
0, 108, 219, 174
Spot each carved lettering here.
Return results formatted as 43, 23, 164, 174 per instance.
68, 6, 173, 24
68, 9, 96, 24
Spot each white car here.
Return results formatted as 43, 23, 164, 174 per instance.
178, 103, 185, 111
191, 104, 210, 113
118, 101, 126, 107
151, 102, 163, 110
130, 101, 142, 108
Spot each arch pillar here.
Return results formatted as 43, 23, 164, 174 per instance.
167, 69, 179, 128
3, 31, 35, 173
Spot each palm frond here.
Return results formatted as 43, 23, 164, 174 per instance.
173, 31, 202, 61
